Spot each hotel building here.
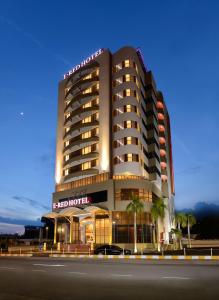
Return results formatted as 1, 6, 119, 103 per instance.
44, 47, 175, 250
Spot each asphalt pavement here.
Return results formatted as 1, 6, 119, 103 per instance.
0, 257, 219, 300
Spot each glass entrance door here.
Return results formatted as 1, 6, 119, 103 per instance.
85, 223, 94, 243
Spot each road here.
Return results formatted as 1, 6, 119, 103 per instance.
0, 257, 219, 300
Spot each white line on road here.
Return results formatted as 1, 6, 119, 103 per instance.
0, 267, 16, 270
111, 274, 133, 277
68, 271, 86, 275
33, 264, 65, 267
162, 276, 190, 280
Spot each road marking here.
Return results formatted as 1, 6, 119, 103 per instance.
0, 267, 16, 270
162, 276, 190, 280
33, 264, 65, 267
32, 269, 46, 273
68, 271, 86, 275
111, 274, 132, 277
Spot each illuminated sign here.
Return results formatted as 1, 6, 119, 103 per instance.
64, 49, 104, 79
53, 197, 91, 210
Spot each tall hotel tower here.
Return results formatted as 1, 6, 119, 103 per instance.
45, 47, 175, 250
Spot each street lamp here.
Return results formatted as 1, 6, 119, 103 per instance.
46, 226, 49, 240
112, 221, 116, 243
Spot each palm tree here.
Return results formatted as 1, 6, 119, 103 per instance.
126, 194, 144, 253
171, 228, 182, 250
175, 212, 187, 230
151, 198, 166, 251
186, 213, 196, 248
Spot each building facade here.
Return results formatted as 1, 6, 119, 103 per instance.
44, 46, 175, 250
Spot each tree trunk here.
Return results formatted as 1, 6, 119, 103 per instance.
156, 220, 160, 252
134, 212, 137, 253
187, 220, 191, 248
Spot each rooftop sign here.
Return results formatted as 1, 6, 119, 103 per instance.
64, 49, 104, 79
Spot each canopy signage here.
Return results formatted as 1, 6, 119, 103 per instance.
63, 49, 104, 79
53, 197, 91, 210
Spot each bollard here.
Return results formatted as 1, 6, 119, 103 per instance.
211, 248, 213, 257
183, 248, 186, 256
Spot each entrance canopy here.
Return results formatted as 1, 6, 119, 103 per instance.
42, 205, 108, 220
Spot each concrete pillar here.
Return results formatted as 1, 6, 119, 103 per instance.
70, 217, 73, 243
54, 218, 57, 244
108, 211, 112, 245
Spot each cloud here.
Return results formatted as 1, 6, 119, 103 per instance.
0, 15, 72, 67
0, 222, 24, 235
12, 195, 49, 211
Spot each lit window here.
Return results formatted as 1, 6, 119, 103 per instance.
161, 162, 167, 169
66, 100, 70, 106
126, 105, 131, 112
82, 116, 91, 123
160, 149, 166, 157
65, 155, 69, 161
95, 112, 99, 120
124, 60, 130, 67
82, 161, 91, 170
124, 74, 131, 82
66, 112, 71, 118
83, 73, 92, 80
83, 102, 92, 108
159, 137, 166, 144
126, 137, 132, 144
96, 127, 99, 135
65, 140, 70, 147
95, 97, 99, 104
64, 169, 69, 176
158, 125, 165, 132
95, 69, 99, 76
96, 83, 99, 90
82, 131, 91, 139
157, 101, 164, 109
82, 146, 91, 155
126, 120, 132, 128
127, 154, 132, 162
126, 89, 131, 96
66, 127, 70, 133
82, 87, 92, 94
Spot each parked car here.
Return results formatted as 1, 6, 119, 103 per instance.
94, 244, 131, 255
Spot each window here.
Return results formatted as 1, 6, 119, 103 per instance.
127, 153, 132, 162
121, 189, 139, 200
66, 127, 70, 133
126, 104, 131, 112
114, 92, 123, 101
82, 131, 91, 139
82, 146, 91, 155
124, 60, 130, 67
65, 155, 69, 161
66, 112, 71, 119
124, 89, 131, 97
83, 73, 92, 80
126, 137, 132, 145
124, 74, 131, 82
83, 101, 92, 108
82, 161, 91, 170
82, 116, 91, 123
95, 69, 99, 76
65, 140, 70, 147
125, 120, 132, 128
82, 87, 92, 94
95, 97, 99, 105
64, 169, 69, 176
95, 112, 99, 120
95, 127, 99, 135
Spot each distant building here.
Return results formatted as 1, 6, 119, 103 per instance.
43, 47, 175, 249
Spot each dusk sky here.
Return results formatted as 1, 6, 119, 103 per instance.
0, 0, 219, 234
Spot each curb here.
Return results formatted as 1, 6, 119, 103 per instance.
0, 254, 33, 257
49, 254, 219, 260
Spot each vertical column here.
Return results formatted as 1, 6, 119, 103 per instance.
70, 217, 73, 243
54, 218, 57, 244
108, 211, 113, 245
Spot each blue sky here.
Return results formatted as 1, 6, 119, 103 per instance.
0, 0, 219, 233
